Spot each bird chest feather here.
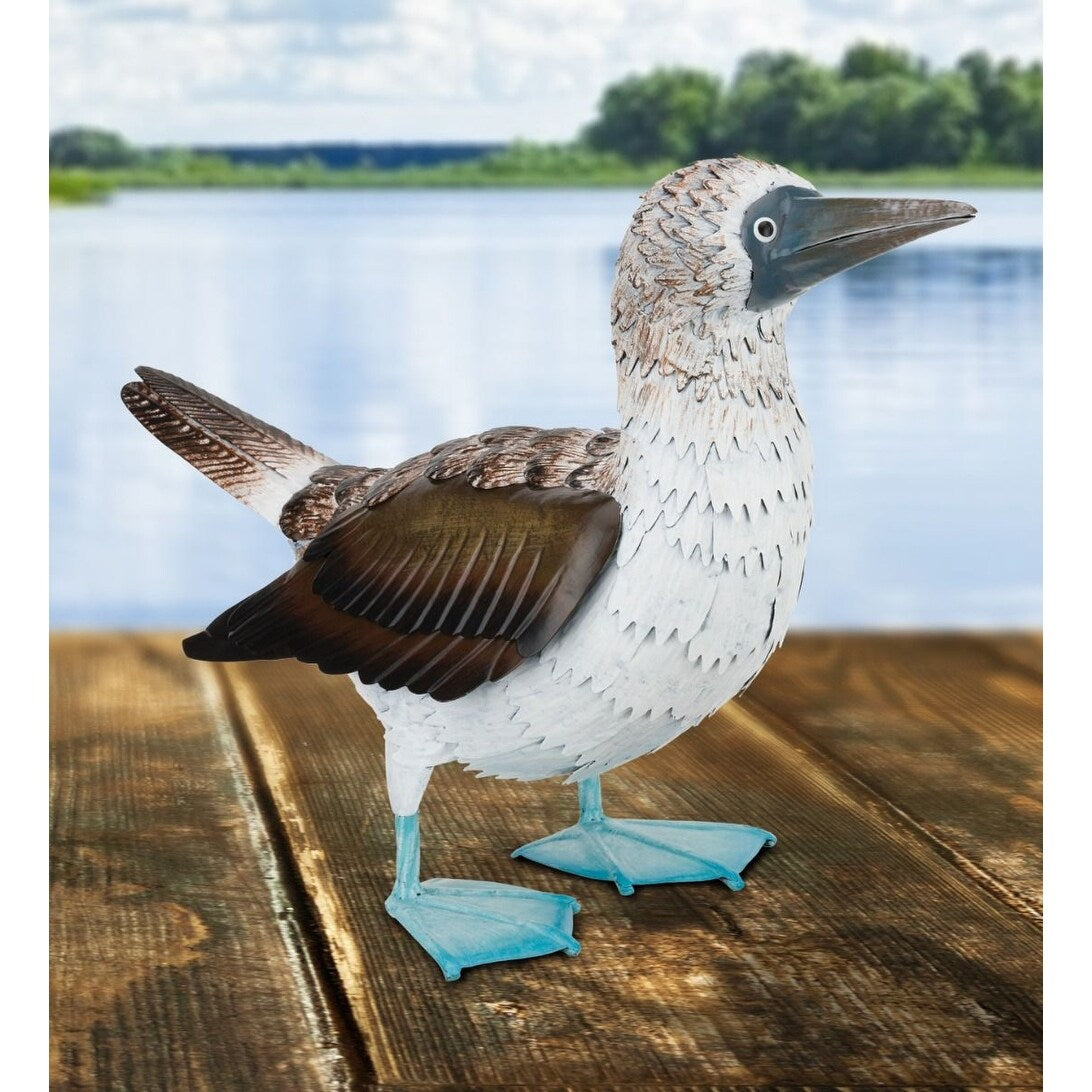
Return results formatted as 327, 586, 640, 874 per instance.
506, 380, 815, 773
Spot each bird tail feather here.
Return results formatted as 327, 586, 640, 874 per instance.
120, 366, 336, 527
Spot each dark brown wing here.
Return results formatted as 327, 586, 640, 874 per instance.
184, 566, 523, 703
307, 477, 620, 656
185, 477, 621, 701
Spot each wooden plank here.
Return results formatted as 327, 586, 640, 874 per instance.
980, 631, 1043, 679
50, 634, 364, 1091
743, 633, 1042, 915
224, 645, 1042, 1088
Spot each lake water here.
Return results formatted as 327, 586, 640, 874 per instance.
50, 188, 1041, 629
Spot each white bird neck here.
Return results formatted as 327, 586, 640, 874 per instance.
612, 305, 803, 469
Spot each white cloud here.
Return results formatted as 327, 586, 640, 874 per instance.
50, 0, 1043, 142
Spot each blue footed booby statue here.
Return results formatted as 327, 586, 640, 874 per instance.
122, 157, 974, 981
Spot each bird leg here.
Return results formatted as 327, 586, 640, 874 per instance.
511, 775, 776, 896
384, 810, 581, 982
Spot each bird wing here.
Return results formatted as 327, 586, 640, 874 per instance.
184, 448, 621, 703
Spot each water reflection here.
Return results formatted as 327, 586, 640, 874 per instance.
50, 189, 1041, 628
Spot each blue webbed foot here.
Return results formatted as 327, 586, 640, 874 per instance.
386, 879, 580, 982
386, 812, 579, 981
512, 777, 775, 895
513, 817, 774, 895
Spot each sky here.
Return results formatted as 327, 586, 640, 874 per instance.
50, 0, 1043, 144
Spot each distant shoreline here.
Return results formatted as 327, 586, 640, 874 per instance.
50, 162, 1042, 204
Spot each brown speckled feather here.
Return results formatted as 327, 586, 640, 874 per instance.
121, 367, 334, 523
277, 425, 620, 546
362, 426, 619, 509
187, 476, 621, 700
279, 464, 379, 542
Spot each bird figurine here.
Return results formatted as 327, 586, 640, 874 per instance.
122, 157, 975, 981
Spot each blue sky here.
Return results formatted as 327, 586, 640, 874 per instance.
51, 1, 1043, 143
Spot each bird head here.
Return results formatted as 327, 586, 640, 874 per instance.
612, 156, 975, 404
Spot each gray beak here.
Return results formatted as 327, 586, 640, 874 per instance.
746, 193, 977, 311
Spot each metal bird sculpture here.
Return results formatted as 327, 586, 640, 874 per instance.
122, 157, 975, 981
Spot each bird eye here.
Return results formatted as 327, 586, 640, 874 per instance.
753, 217, 778, 242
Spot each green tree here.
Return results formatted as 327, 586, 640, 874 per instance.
49, 127, 141, 168
906, 72, 979, 166
584, 68, 723, 163
995, 62, 1042, 166
957, 53, 1043, 166
145, 146, 199, 177
714, 52, 838, 164
803, 76, 923, 169
840, 42, 925, 81
957, 50, 995, 102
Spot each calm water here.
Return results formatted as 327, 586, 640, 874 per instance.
50, 188, 1041, 628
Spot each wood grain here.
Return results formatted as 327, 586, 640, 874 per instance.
743, 633, 1042, 915
982, 631, 1043, 679
50, 634, 362, 1090
222, 636, 1042, 1088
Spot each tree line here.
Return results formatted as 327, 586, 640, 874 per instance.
50, 43, 1040, 176
48, 132, 507, 171
584, 44, 1041, 170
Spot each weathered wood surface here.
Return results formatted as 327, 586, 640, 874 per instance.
742, 633, 1042, 916
51, 633, 1042, 1089
50, 634, 365, 1090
